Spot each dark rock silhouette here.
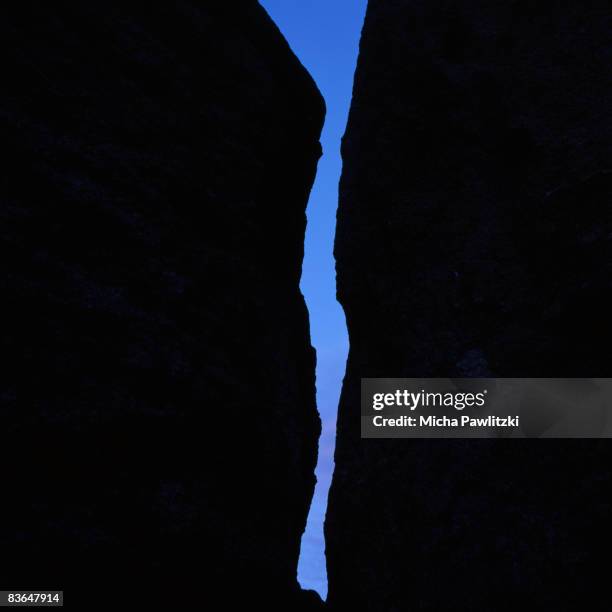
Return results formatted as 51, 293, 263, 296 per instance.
328, 1, 612, 610
2, 2, 324, 608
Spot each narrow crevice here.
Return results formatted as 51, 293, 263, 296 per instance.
258, 1, 369, 602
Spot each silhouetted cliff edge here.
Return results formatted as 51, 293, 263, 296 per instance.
2, 2, 324, 608
328, 2, 612, 610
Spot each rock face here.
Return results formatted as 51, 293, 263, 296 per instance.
2, 3, 323, 608
328, 2, 612, 611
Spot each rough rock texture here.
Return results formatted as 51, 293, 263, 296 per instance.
2, 3, 323, 608
328, 2, 612, 611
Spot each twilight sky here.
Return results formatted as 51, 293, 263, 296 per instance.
259, 0, 367, 599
